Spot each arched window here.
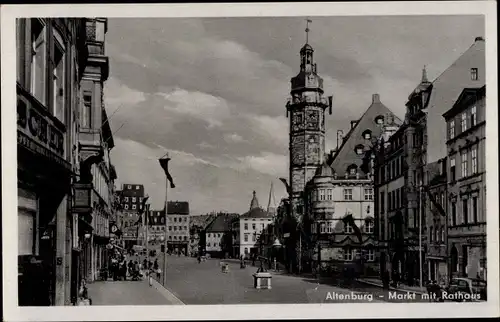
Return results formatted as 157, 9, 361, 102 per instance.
374, 115, 384, 125
355, 144, 365, 155
362, 129, 372, 140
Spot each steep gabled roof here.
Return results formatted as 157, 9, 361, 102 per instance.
240, 207, 273, 219
331, 94, 401, 175
205, 213, 239, 232
167, 201, 189, 215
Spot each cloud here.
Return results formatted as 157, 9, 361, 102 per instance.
104, 77, 147, 111
238, 152, 288, 177
223, 133, 245, 143
246, 115, 289, 148
197, 141, 216, 150
156, 88, 231, 128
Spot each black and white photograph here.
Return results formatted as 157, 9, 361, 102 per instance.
1, 1, 498, 321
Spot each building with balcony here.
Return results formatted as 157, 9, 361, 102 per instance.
443, 85, 486, 282
16, 18, 89, 306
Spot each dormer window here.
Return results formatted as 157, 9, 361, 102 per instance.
362, 130, 372, 140
355, 144, 364, 155
347, 164, 357, 175
375, 115, 384, 125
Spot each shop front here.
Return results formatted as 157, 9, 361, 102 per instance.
17, 89, 73, 306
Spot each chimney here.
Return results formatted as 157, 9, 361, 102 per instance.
475, 36, 484, 42
372, 94, 380, 103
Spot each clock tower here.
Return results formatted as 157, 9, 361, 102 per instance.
286, 20, 332, 222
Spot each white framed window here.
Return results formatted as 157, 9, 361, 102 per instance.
327, 221, 333, 233
244, 234, 249, 242
367, 249, 375, 262
471, 105, 477, 126
124, 204, 129, 210
471, 68, 478, 81
136, 185, 140, 190
124, 197, 129, 202
326, 189, 333, 200
461, 112, 467, 132
132, 204, 136, 210
30, 19, 46, 104
343, 189, 353, 201
449, 120, 455, 139
364, 188, 373, 201
365, 220, 374, 233
127, 185, 132, 189
349, 167, 356, 175
319, 189, 325, 201
52, 28, 65, 124
471, 146, 478, 174
450, 157, 456, 181
139, 197, 143, 202
344, 222, 353, 233
441, 228, 445, 244
132, 197, 136, 202
343, 248, 355, 261
461, 150, 468, 178
244, 223, 248, 230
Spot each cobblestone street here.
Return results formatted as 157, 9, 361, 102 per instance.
149, 255, 428, 304
87, 279, 176, 305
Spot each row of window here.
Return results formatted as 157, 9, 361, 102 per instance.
92, 164, 110, 206
17, 19, 67, 125
429, 227, 445, 244
343, 249, 375, 261
125, 185, 142, 190
311, 220, 374, 234
449, 145, 479, 181
386, 187, 405, 212
449, 195, 481, 226
243, 223, 267, 231
448, 105, 478, 140
206, 242, 221, 248
381, 156, 405, 183
312, 188, 373, 201
123, 196, 144, 203
207, 233, 222, 238
243, 233, 260, 242
168, 235, 188, 241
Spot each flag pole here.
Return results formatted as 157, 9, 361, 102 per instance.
163, 178, 168, 286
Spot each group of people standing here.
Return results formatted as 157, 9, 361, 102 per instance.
108, 256, 161, 281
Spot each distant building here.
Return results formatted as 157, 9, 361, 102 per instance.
147, 210, 166, 246
232, 191, 274, 258
166, 201, 190, 255
443, 85, 486, 281
202, 213, 238, 258
189, 214, 216, 256
119, 183, 146, 248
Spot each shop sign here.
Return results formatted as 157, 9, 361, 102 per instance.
17, 97, 66, 166
73, 183, 92, 213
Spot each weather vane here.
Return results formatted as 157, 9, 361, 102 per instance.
305, 18, 312, 44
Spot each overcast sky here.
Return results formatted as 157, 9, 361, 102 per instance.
105, 15, 484, 215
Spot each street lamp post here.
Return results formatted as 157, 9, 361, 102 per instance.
419, 185, 423, 288
159, 153, 175, 286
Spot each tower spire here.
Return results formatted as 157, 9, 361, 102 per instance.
305, 18, 312, 44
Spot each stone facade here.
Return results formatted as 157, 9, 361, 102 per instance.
444, 86, 486, 281
286, 42, 331, 222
